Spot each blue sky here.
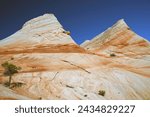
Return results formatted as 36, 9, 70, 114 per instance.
0, 0, 150, 44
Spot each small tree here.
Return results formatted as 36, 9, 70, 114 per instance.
1, 61, 21, 88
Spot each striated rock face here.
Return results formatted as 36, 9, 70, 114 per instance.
0, 14, 150, 100
1, 14, 75, 46
81, 19, 150, 57
81, 19, 150, 79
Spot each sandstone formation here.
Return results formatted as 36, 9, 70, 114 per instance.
0, 14, 150, 100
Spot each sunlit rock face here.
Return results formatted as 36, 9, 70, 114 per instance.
81, 19, 150, 82
0, 14, 150, 100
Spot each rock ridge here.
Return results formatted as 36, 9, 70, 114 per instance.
0, 15, 150, 100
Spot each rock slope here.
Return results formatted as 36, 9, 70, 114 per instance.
81, 19, 150, 79
0, 14, 150, 100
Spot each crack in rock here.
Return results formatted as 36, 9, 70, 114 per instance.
61, 60, 91, 74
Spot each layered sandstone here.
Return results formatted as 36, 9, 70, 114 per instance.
0, 14, 150, 100
81, 19, 150, 78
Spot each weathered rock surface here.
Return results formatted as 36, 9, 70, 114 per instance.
0, 14, 150, 100
81, 19, 150, 79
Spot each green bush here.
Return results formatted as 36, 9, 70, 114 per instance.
110, 53, 116, 57
63, 31, 71, 35
98, 90, 105, 96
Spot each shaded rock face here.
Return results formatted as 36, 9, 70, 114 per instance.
0, 14, 150, 100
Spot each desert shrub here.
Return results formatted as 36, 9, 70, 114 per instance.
110, 53, 116, 57
127, 27, 131, 30
98, 90, 105, 96
63, 31, 71, 35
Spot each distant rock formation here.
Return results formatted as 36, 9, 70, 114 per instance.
0, 14, 150, 100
